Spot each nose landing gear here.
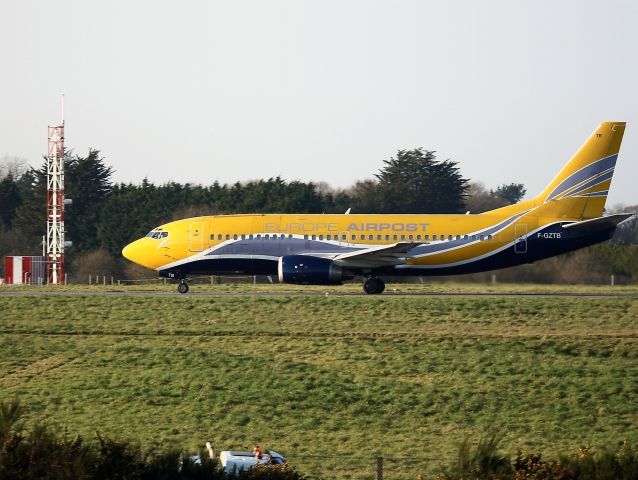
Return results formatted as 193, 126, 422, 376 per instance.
177, 280, 189, 294
363, 277, 385, 295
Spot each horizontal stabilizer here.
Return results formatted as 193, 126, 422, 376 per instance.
562, 213, 634, 232
333, 242, 416, 268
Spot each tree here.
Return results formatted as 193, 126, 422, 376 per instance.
65, 149, 113, 253
11, 166, 47, 252
373, 148, 469, 213
0, 155, 28, 179
0, 174, 21, 230
465, 182, 527, 213
494, 183, 526, 204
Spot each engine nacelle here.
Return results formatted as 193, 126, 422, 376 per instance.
278, 255, 343, 285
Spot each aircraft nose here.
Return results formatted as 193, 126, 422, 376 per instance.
122, 239, 149, 267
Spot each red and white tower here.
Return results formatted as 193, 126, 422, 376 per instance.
46, 100, 65, 284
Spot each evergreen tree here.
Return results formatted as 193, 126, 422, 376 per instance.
12, 165, 47, 253
494, 183, 526, 204
65, 149, 113, 253
0, 174, 21, 231
374, 148, 469, 213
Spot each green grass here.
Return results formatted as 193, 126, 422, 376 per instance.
1, 287, 638, 479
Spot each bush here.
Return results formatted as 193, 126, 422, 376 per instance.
436, 433, 513, 480
234, 463, 307, 480
434, 434, 638, 480
0, 399, 227, 479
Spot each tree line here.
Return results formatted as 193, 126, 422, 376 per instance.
0, 149, 525, 277
1, 148, 636, 282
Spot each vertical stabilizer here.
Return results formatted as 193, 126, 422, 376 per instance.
534, 122, 626, 219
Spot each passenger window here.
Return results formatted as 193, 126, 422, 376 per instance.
288, 234, 293, 239
327, 234, 331, 240
319, 235, 324, 240
342, 234, 347, 240
368, 235, 373, 240
377, 235, 382, 241
488, 234, 493, 240
351, 234, 356, 241
409, 235, 414, 241
416, 235, 421, 240
448, 235, 453, 241
425, 235, 429, 241
256, 234, 261, 239
210, 234, 215, 240
304, 235, 308, 240
433, 235, 437, 241
265, 234, 269, 239
393, 235, 398, 241
401, 234, 406, 240
464, 235, 468, 240
161, 232, 168, 238
472, 235, 477, 241
385, 235, 390, 241
233, 234, 238, 240
480, 235, 485, 241
241, 234, 245, 240
360, 234, 365, 240
218, 234, 222, 240
225, 234, 230, 240
312, 234, 316, 240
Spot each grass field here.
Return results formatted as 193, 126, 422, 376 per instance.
1, 283, 638, 479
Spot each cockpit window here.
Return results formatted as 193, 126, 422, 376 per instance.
145, 231, 168, 239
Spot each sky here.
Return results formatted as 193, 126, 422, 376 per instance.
1, 0, 637, 206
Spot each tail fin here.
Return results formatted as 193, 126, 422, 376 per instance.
533, 121, 626, 219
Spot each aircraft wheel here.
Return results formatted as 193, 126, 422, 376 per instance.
177, 281, 189, 294
363, 277, 385, 295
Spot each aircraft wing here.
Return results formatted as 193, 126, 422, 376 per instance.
562, 213, 634, 232
331, 242, 417, 268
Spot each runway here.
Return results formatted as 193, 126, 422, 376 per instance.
0, 289, 636, 298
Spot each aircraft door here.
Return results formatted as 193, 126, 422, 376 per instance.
189, 221, 204, 252
514, 224, 527, 254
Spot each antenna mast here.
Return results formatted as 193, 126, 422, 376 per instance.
46, 95, 66, 284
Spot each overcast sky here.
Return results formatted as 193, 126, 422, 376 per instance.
1, 0, 637, 206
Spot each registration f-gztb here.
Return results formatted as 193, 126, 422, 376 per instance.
123, 122, 633, 294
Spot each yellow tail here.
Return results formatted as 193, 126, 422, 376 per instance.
488, 122, 626, 220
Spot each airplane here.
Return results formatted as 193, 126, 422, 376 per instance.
122, 121, 633, 294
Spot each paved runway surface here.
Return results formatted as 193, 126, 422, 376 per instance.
1, 289, 636, 298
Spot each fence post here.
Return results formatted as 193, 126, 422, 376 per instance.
376, 456, 383, 480
491, 274, 497, 285
89, 274, 91, 285
610, 274, 615, 286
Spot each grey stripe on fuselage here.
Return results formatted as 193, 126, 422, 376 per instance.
206, 237, 363, 257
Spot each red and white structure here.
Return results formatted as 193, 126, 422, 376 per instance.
4, 256, 47, 285
46, 106, 66, 284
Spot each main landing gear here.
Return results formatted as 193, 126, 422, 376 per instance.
363, 277, 385, 295
177, 280, 189, 294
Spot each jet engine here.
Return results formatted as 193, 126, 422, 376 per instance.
277, 255, 343, 285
